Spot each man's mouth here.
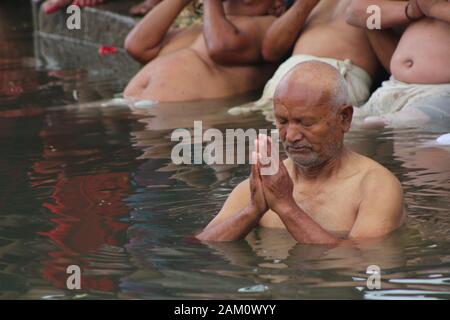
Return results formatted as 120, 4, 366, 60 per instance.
287, 146, 311, 153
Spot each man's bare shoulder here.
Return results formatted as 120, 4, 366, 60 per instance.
206, 178, 250, 227
232, 178, 250, 196
347, 151, 406, 238
352, 151, 403, 195
224, 178, 251, 209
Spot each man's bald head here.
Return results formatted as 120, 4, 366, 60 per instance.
274, 61, 349, 112
273, 61, 353, 169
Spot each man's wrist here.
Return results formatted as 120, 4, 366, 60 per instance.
273, 198, 298, 216
246, 203, 267, 218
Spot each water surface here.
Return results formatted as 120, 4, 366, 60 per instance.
0, 2, 449, 300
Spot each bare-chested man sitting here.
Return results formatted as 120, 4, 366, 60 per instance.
123, 0, 289, 102
346, 0, 450, 128
197, 62, 405, 244
229, 0, 380, 122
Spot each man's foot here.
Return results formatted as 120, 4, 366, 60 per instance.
129, 0, 162, 16
73, 0, 106, 7
362, 116, 388, 129
42, 0, 72, 14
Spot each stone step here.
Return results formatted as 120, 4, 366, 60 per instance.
32, 0, 141, 47
31, 0, 143, 80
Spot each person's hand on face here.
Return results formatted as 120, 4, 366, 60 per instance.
255, 134, 295, 214
407, 0, 425, 19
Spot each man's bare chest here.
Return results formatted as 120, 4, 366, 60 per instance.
259, 182, 361, 234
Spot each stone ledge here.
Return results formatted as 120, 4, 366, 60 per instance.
32, 0, 142, 80
32, 0, 141, 47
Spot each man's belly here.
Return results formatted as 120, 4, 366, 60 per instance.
390, 18, 450, 84
293, 21, 379, 78
131, 49, 274, 102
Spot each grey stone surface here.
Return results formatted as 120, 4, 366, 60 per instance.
32, 0, 142, 81
33, 0, 141, 47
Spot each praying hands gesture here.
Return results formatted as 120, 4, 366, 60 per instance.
252, 134, 295, 215
251, 134, 340, 245
196, 133, 340, 244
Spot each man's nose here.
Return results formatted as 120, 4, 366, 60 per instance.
285, 124, 304, 143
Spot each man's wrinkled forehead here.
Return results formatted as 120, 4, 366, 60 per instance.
274, 100, 328, 120
274, 84, 333, 116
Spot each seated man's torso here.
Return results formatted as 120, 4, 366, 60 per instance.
390, 18, 450, 84
258, 150, 403, 237
292, 0, 379, 78
127, 15, 277, 101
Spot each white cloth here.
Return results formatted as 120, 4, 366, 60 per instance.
355, 76, 450, 118
228, 54, 373, 122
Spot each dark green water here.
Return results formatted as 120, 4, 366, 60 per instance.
0, 1, 449, 300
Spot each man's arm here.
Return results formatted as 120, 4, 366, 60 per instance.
124, 0, 192, 64
196, 203, 261, 241
418, 0, 450, 23
196, 158, 269, 241
346, 0, 422, 29
262, 0, 319, 62
348, 168, 405, 239
365, 29, 400, 72
274, 201, 341, 245
203, 0, 273, 65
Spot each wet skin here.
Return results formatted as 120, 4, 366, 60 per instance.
124, 0, 284, 102
197, 62, 405, 244
262, 0, 380, 79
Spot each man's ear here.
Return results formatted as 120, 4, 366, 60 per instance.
339, 104, 353, 132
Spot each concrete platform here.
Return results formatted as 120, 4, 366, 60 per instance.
32, 0, 143, 80
32, 0, 142, 47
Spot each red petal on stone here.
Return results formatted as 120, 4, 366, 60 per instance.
98, 46, 118, 56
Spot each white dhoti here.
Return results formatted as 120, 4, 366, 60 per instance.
354, 77, 450, 129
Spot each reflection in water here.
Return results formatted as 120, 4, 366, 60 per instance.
24, 107, 141, 297
0, 1, 449, 300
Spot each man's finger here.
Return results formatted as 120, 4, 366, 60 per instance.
266, 135, 272, 156
253, 138, 259, 162
251, 151, 261, 179
258, 134, 271, 166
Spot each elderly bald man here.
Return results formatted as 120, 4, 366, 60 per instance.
197, 61, 405, 244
